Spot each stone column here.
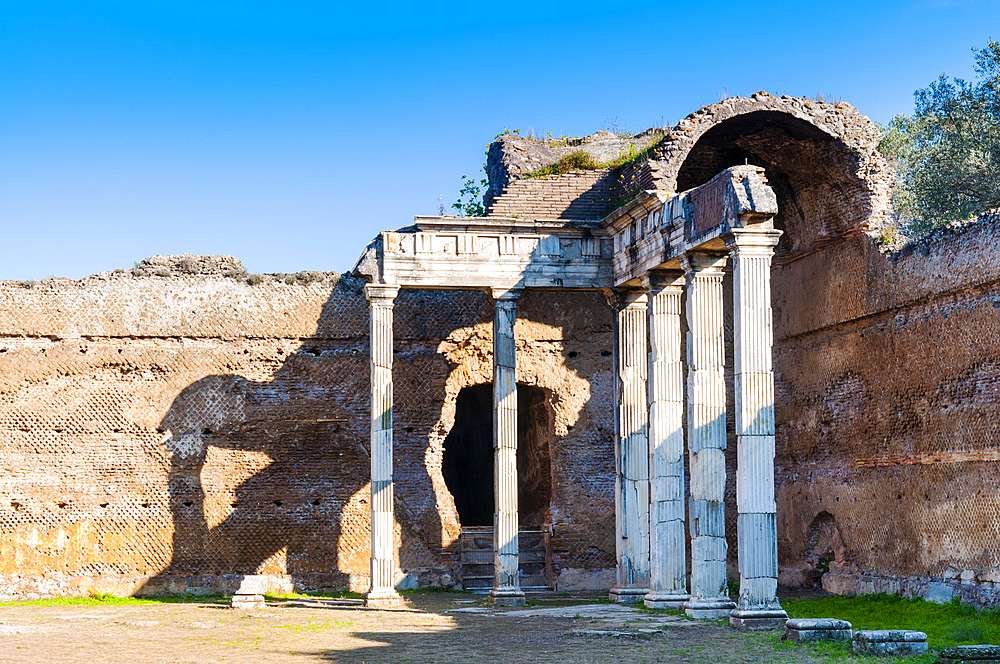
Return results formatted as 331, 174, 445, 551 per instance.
643, 271, 690, 609
610, 289, 651, 604
681, 251, 735, 620
724, 228, 788, 631
491, 288, 525, 606
364, 283, 403, 609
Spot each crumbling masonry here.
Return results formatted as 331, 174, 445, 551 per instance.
2, 94, 1000, 619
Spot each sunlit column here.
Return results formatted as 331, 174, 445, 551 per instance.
364, 283, 403, 609
643, 271, 689, 609
491, 288, 525, 606
610, 289, 651, 604
681, 251, 735, 620
724, 228, 788, 631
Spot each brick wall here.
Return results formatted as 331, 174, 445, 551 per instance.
0, 274, 616, 598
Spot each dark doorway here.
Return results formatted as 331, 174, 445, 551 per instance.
441, 383, 554, 528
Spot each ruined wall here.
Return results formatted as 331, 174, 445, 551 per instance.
772, 216, 1000, 607
0, 264, 615, 599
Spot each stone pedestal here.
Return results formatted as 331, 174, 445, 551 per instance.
680, 252, 734, 620
231, 574, 267, 610
610, 289, 651, 604
853, 630, 928, 657
724, 229, 786, 631
364, 284, 403, 610
643, 272, 689, 609
784, 618, 852, 642
490, 289, 525, 607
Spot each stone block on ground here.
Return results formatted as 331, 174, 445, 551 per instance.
939, 645, 1000, 663
853, 630, 928, 656
785, 618, 852, 642
230, 594, 265, 610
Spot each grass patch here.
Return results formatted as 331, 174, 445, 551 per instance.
784, 593, 1000, 651
264, 589, 363, 601
398, 586, 472, 595
522, 143, 659, 179
0, 592, 227, 607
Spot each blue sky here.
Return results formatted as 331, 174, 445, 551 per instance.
1, 0, 997, 279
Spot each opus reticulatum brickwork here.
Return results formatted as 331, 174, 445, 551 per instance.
1, 95, 998, 620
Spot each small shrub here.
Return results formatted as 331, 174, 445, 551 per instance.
17, 280, 37, 289
245, 273, 266, 286
946, 618, 989, 643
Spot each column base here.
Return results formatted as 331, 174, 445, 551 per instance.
684, 597, 736, 620
609, 587, 650, 604
364, 589, 403, 609
644, 592, 690, 609
490, 587, 525, 607
729, 608, 788, 631
230, 594, 265, 610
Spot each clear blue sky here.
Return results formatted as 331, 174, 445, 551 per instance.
2, 0, 996, 279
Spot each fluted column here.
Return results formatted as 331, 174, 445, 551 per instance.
725, 228, 787, 631
491, 288, 525, 606
610, 289, 651, 604
364, 283, 403, 609
643, 271, 689, 609
681, 251, 735, 620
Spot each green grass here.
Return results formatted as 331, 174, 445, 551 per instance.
0, 592, 227, 607
783, 593, 1000, 651
264, 589, 363, 601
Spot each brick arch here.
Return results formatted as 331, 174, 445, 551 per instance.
656, 94, 895, 262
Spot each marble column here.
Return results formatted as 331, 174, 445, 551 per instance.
610, 289, 651, 604
643, 271, 690, 609
491, 288, 525, 606
724, 228, 788, 631
681, 252, 735, 620
364, 283, 403, 609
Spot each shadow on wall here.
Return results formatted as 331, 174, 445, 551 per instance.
136, 279, 485, 595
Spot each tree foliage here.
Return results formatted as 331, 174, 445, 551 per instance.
881, 40, 1000, 235
452, 174, 486, 217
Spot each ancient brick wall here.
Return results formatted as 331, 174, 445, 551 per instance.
485, 169, 617, 220
0, 269, 615, 598
772, 216, 1000, 606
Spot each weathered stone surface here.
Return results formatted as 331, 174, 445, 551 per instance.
853, 630, 928, 657
234, 575, 268, 595
939, 645, 1000, 663
785, 618, 852, 643
231, 594, 265, 610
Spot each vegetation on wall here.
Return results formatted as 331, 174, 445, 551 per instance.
880, 40, 1000, 235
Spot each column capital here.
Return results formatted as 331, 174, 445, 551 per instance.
614, 287, 648, 309
679, 250, 729, 275
490, 287, 522, 303
365, 283, 401, 303
723, 228, 783, 256
641, 269, 685, 293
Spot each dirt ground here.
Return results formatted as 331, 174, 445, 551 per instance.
0, 592, 851, 664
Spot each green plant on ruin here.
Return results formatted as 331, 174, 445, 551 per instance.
880, 40, 1000, 236
452, 174, 486, 217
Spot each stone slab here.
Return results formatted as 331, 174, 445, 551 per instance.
853, 630, 928, 657
730, 609, 788, 631
939, 645, 1000, 663
230, 594, 265, 610
786, 618, 853, 631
